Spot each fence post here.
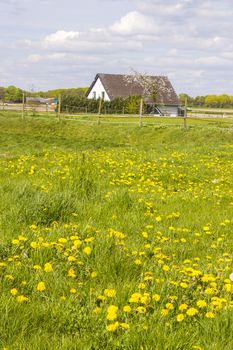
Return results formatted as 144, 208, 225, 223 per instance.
58, 94, 61, 121
97, 98, 102, 124
139, 98, 143, 128
22, 93, 25, 120
184, 97, 187, 129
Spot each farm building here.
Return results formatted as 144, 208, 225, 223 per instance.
86, 73, 180, 116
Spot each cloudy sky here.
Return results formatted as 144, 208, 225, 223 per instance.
1, 0, 233, 95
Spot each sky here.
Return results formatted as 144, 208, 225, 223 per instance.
0, 0, 233, 95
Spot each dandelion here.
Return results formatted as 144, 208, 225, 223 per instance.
106, 305, 118, 321
205, 312, 215, 318
196, 300, 207, 308
10, 288, 18, 296
129, 293, 141, 303
83, 246, 92, 255
70, 288, 77, 294
104, 289, 116, 298
152, 294, 161, 302
123, 305, 132, 313
179, 304, 188, 311
176, 314, 185, 322
106, 321, 119, 332
44, 263, 53, 272
186, 308, 198, 317
16, 295, 29, 303
37, 282, 46, 292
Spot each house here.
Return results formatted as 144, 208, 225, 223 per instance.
86, 73, 180, 116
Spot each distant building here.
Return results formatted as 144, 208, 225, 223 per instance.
26, 97, 55, 105
86, 73, 180, 116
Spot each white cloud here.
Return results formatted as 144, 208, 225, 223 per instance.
110, 11, 157, 35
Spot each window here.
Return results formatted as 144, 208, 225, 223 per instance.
93, 91, 96, 99
101, 91, 105, 100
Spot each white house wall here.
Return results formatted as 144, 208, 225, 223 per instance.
87, 78, 110, 101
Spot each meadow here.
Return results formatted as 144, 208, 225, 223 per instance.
0, 112, 233, 349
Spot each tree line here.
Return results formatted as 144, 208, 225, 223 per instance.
179, 93, 233, 108
1, 85, 233, 109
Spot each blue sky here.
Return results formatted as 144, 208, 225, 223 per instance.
1, 0, 233, 95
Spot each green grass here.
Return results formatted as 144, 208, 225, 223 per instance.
0, 113, 233, 349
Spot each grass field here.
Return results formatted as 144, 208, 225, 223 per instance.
0, 112, 233, 349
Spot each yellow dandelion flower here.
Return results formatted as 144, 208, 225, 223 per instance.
196, 300, 207, 308
186, 308, 198, 317
129, 292, 141, 303
205, 312, 215, 318
104, 288, 116, 297
161, 309, 169, 316
91, 272, 97, 278
136, 306, 146, 313
106, 321, 119, 332
120, 322, 130, 330
152, 294, 161, 302
67, 268, 76, 278
70, 288, 77, 294
83, 246, 92, 255
106, 305, 118, 321
37, 281, 46, 292
179, 304, 188, 311
16, 295, 29, 303
123, 305, 132, 313
10, 288, 18, 296
44, 263, 53, 272
68, 255, 76, 262
176, 314, 185, 322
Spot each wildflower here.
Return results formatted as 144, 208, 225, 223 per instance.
120, 322, 130, 329
33, 265, 41, 270
205, 312, 215, 318
70, 288, 77, 294
196, 300, 207, 308
179, 304, 188, 311
161, 309, 169, 316
136, 306, 146, 313
16, 295, 29, 303
83, 246, 92, 255
186, 308, 198, 317
106, 321, 119, 332
10, 288, 18, 296
30, 242, 38, 249
68, 255, 76, 262
37, 282, 46, 292
106, 305, 118, 321
129, 293, 141, 303
152, 294, 161, 302
176, 314, 185, 322
91, 272, 97, 278
104, 289, 116, 298
166, 303, 174, 310
44, 263, 53, 272
162, 265, 170, 272
123, 305, 132, 313
67, 268, 76, 278
180, 282, 188, 289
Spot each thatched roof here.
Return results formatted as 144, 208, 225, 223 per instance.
87, 73, 179, 105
